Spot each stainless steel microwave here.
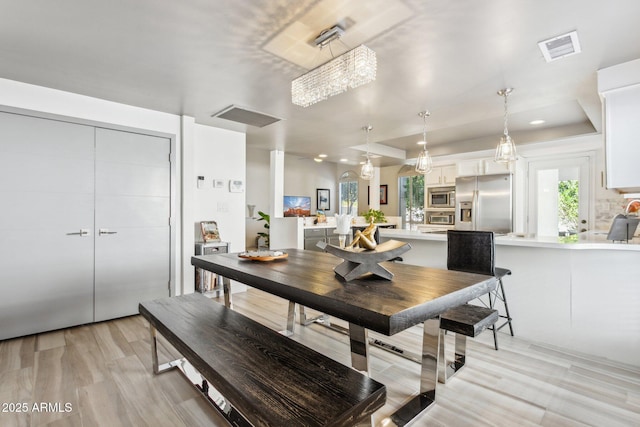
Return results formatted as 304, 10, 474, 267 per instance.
428, 187, 455, 208
428, 213, 455, 225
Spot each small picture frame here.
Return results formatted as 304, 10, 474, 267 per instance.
367, 185, 389, 205
229, 179, 244, 193
200, 221, 221, 242
380, 185, 388, 205
317, 188, 330, 210
214, 179, 224, 189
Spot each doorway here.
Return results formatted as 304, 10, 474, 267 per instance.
527, 154, 592, 237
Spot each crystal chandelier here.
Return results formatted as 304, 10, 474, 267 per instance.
360, 125, 374, 180
495, 88, 517, 163
291, 26, 377, 108
415, 111, 433, 174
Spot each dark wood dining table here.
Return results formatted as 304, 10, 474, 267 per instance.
192, 248, 497, 426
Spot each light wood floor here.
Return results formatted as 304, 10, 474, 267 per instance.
1, 288, 639, 427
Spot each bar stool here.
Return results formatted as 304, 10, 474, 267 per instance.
446, 230, 514, 350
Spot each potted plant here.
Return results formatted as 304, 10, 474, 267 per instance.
256, 211, 270, 248
361, 209, 387, 224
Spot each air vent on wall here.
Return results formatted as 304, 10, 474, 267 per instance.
211, 105, 282, 128
538, 30, 581, 62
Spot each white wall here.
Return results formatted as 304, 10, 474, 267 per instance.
246, 148, 271, 249
245, 147, 339, 248
180, 123, 247, 294
284, 153, 338, 214
192, 124, 246, 248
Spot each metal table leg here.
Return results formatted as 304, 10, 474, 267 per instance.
221, 276, 232, 308
281, 301, 296, 336
348, 323, 370, 374
389, 318, 440, 426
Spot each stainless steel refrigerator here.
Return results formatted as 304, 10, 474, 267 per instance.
455, 173, 513, 233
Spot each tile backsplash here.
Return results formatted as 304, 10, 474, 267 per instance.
595, 196, 640, 235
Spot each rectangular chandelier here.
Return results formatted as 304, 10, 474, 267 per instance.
291, 44, 377, 108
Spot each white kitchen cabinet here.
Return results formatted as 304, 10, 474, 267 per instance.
602, 85, 640, 192
457, 158, 512, 177
425, 165, 456, 185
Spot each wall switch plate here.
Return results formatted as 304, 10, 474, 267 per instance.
217, 201, 229, 212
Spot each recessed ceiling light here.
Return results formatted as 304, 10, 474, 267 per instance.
318, 154, 328, 158
529, 119, 545, 125
313, 158, 322, 162
340, 158, 348, 162
417, 141, 426, 145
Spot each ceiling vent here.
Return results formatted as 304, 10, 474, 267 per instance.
538, 31, 581, 62
211, 105, 282, 128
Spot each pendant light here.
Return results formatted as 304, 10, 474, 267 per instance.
415, 111, 433, 174
495, 88, 517, 163
360, 125, 374, 180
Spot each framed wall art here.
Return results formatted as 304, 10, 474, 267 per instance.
380, 185, 388, 205
317, 188, 330, 210
367, 185, 389, 205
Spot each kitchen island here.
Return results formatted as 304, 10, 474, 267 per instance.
380, 228, 640, 367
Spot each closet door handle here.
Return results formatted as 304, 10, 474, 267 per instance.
99, 229, 118, 235
67, 229, 90, 236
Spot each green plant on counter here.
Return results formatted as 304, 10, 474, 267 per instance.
256, 211, 270, 247
360, 209, 387, 224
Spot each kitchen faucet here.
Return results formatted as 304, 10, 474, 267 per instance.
624, 199, 640, 215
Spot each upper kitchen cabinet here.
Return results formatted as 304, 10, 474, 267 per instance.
457, 158, 512, 177
598, 59, 640, 193
425, 165, 456, 186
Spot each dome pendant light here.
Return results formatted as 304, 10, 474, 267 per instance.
360, 125, 374, 180
415, 111, 433, 174
495, 88, 517, 163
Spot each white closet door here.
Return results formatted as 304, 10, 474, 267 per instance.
0, 112, 95, 340
94, 128, 170, 321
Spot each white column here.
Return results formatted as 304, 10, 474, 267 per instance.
270, 150, 284, 218
180, 115, 196, 295
368, 167, 381, 210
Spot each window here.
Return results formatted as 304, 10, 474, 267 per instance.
338, 171, 359, 216
397, 165, 425, 228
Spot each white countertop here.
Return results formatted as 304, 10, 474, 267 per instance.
303, 222, 394, 229
380, 228, 640, 251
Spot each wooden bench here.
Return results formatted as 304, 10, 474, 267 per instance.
437, 304, 498, 383
138, 293, 386, 427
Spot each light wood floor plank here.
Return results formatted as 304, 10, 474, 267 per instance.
107, 355, 186, 427
0, 336, 35, 374
34, 331, 65, 352
1, 287, 638, 427
31, 347, 78, 426
76, 379, 136, 427
92, 322, 134, 362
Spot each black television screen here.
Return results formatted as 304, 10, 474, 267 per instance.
283, 196, 311, 217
